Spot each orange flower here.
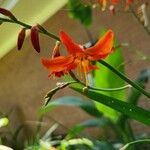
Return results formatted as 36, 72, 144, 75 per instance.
42, 30, 114, 85
99, 0, 119, 11
125, 0, 134, 10
42, 41, 67, 77
98, 0, 134, 11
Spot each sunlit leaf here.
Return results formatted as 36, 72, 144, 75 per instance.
120, 139, 150, 150
60, 138, 93, 149
93, 29, 126, 121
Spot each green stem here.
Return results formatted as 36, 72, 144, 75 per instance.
89, 84, 131, 92
1, 17, 149, 98
120, 139, 150, 150
112, 124, 130, 144
0, 17, 60, 41
69, 71, 131, 92
98, 60, 150, 99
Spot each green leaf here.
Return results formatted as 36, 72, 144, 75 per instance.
127, 69, 150, 105
93, 34, 126, 121
99, 60, 150, 99
92, 141, 115, 150
60, 138, 93, 150
68, 0, 92, 27
66, 118, 111, 139
118, 69, 150, 126
70, 83, 150, 126
120, 139, 150, 150
39, 96, 102, 118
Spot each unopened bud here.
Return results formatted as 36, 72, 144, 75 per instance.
30, 25, 40, 53
82, 86, 88, 94
17, 28, 26, 50
0, 8, 17, 21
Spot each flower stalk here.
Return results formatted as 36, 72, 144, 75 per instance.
0, 8, 149, 99
99, 60, 150, 99
0, 17, 60, 41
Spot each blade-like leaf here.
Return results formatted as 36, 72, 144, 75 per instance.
93, 30, 126, 121
128, 69, 150, 105
39, 96, 102, 118
66, 118, 111, 139
120, 139, 150, 150
118, 69, 150, 126
60, 138, 93, 149
70, 83, 150, 126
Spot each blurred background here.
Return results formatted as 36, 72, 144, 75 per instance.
0, 0, 150, 142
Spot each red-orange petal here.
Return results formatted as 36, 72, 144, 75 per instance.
17, 28, 26, 50
125, 0, 134, 10
86, 30, 114, 60
87, 64, 99, 73
126, 0, 134, 5
111, 0, 119, 4
41, 55, 74, 72
60, 31, 83, 55
30, 25, 40, 53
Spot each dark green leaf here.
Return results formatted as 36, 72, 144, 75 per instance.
66, 118, 111, 139
39, 96, 102, 117
70, 83, 150, 126
128, 69, 150, 105
68, 0, 92, 27
92, 140, 115, 150
118, 69, 150, 126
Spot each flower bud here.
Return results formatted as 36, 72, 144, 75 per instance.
0, 8, 17, 20
30, 25, 40, 53
17, 28, 26, 50
82, 86, 88, 94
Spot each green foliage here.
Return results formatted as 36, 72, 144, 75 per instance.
66, 118, 112, 139
68, 0, 92, 27
39, 96, 102, 118
70, 83, 150, 126
120, 139, 150, 150
60, 138, 93, 150
127, 69, 150, 105
93, 30, 126, 121
118, 69, 150, 130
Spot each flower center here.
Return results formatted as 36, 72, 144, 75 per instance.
75, 54, 90, 86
